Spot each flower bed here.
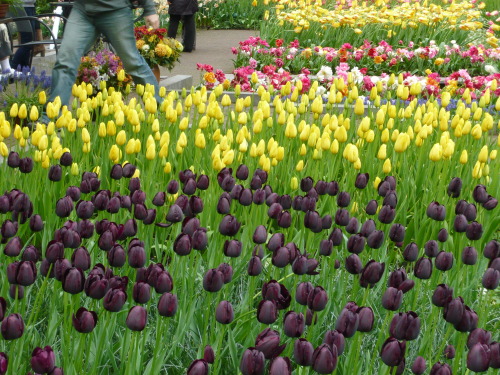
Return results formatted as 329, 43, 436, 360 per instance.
0, 79, 498, 373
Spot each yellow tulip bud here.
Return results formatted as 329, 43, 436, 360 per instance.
373, 176, 381, 190
17, 104, 27, 119
146, 144, 156, 160
295, 160, 304, 172
478, 146, 488, 163
0, 142, 8, 157
490, 150, 497, 160
290, 177, 298, 190
195, 132, 206, 149
10, 103, 18, 118
383, 158, 392, 174
109, 144, 121, 162
81, 128, 91, 143
429, 143, 443, 161
117, 69, 125, 82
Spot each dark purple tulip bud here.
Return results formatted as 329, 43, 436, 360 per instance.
127, 243, 146, 268
335, 306, 359, 338
383, 191, 398, 208
48, 164, 62, 182
294, 339, 313, 366
215, 300, 234, 324
414, 257, 433, 279
490, 258, 500, 271
268, 203, 283, 219
182, 178, 197, 195
72, 307, 98, 333
163, 181, 178, 196
443, 345, 455, 359
443, 297, 464, 324
277, 211, 292, 228
467, 344, 490, 372
357, 307, 374, 332
119, 195, 131, 210
323, 330, 345, 355
126, 306, 147, 331
187, 359, 208, 375
80, 179, 92, 194
378, 205, 395, 224
489, 342, 500, 369
269, 357, 291, 375
483, 196, 498, 210
334, 208, 350, 226
1, 221, 17, 240
166, 204, 184, 223
390, 311, 420, 340
453, 214, 467, 233
304, 211, 322, 233
150, 192, 165, 207
367, 230, 384, 249
235, 188, 250, 206
84, 274, 109, 300
300, 196, 316, 212
464, 203, 477, 221
472, 184, 488, 204
250, 189, 264, 205
71, 247, 90, 271
447, 177, 462, 197
484, 240, 499, 259
306, 310, 317, 325
93, 191, 110, 211
380, 337, 406, 367
411, 356, 426, 375
307, 286, 328, 312
389, 224, 405, 243
291, 255, 307, 275
107, 244, 126, 267
220, 175, 235, 192
435, 251, 454, 271
131, 190, 146, 205
182, 217, 200, 237
153, 270, 173, 294
388, 269, 407, 288
396, 279, 414, 293
11, 260, 37, 286
345, 254, 363, 274
300, 177, 313, 192
292, 282, 312, 306
0, 196, 8, 214
45, 240, 65, 263
382, 287, 403, 311
454, 305, 478, 332
482, 268, 499, 290
0, 352, 6, 375
219, 214, 241, 236
466, 221, 483, 241
28, 214, 43, 232
262, 281, 291, 310
319, 216, 332, 231
203, 269, 224, 293
7, 152, 20, 168
314, 180, 327, 195
265, 193, 279, 207
365, 200, 378, 215
254, 328, 286, 359
4, 236, 22, 257
202, 346, 215, 364
360, 260, 385, 287
279, 195, 292, 210
30, 346, 55, 374
306, 258, 319, 276
248, 174, 262, 190
128, 177, 141, 194
157, 292, 177, 317
257, 300, 278, 324
328, 228, 343, 246
18, 157, 34, 173
9, 285, 23, 300
359, 219, 375, 238
62, 267, 85, 294
62, 229, 82, 249
437, 228, 448, 242
1, 313, 24, 340
173, 233, 192, 256
103, 288, 127, 312
133, 204, 147, 221
283, 311, 305, 337
271, 247, 289, 268
221, 239, 240, 258
240, 348, 265, 375
179, 169, 196, 184
403, 242, 419, 262
55, 196, 73, 218
455, 199, 468, 214
345, 217, 359, 234
267, 233, 284, 252
467, 329, 492, 349
378, 180, 391, 197
248, 256, 262, 276
108, 164, 123, 180
319, 240, 333, 256
216, 196, 231, 215
132, 282, 151, 304
75, 200, 94, 220
121, 163, 136, 178
325, 180, 338, 196
427, 201, 446, 221
432, 284, 453, 307
337, 191, 350, 207
233, 164, 248, 180
22, 245, 40, 262
429, 362, 452, 375
355, 173, 369, 189
39, 258, 54, 278
312, 344, 337, 374
291, 196, 303, 211
252, 225, 267, 244
217, 263, 233, 284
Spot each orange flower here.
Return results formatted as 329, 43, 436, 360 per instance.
204, 72, 216, 84
374, 56, 384, 64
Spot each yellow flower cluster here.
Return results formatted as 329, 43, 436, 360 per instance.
155, 43, 172, 57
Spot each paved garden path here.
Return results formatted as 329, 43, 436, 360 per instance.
32, 29, 258, 87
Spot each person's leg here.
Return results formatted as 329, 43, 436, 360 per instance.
181, 14, 196, 52
97, 8, 161, 103
11, 7, 35, 69
167, 14, 182, 39
49, 5, 98, 105
0, 25, 12, 74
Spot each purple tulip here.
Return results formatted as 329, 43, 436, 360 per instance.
312, 344, 337, 374
254, 328, 286, 359
294, 339, 314, 366
1, 313, 24, 340
240, 348, 265, 375
283, 311, 305, 338
390, 311, 420, 340
380, 337, 406, 367
72, 307, 98, 333
257, 300, 278, 324
382, 287, 403, 311
187, 359, 209, 375
411, 356, 426, 375
157, 293, 178, 317
30, 346, 55, 374
126, 306, 147, 331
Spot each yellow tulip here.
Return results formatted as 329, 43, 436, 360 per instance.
377, 144, 387, 160
10, 103, 18, 118
383, 158, 392, 174
478, 146, 488, 163
373, 176, 381, 190
195, 132, 206, 149
146, 144, 156, 160
109, 145, 121, 162
429, 144, 443, 161
81, 128, 91, 143
296, 160, 304, 172
0, 142, 8, 157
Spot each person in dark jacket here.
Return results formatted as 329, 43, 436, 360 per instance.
167, 0, 198, 53
48, 0, 161, 106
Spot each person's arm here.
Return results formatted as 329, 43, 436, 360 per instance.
141, 0, 160, 28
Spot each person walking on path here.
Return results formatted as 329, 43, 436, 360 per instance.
167, 0, 198, 53
48, 0, 162, 106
